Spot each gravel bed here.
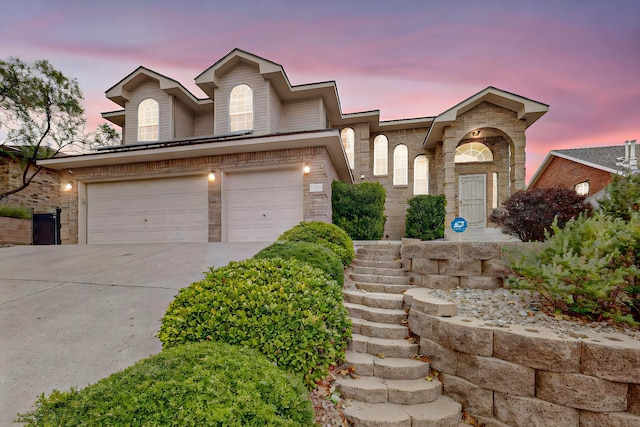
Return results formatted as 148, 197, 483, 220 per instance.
428, 287, 640, 340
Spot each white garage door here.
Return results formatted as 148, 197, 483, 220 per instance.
225, 169, 303, 242
87, 176, 209, 244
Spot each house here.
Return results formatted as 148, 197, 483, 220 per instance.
528, 140, 638, 203
38, 49, 549, 244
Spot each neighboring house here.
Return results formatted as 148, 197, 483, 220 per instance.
38, 49, 549, 244
528, 140, 638, 204
0, 145, 61, 213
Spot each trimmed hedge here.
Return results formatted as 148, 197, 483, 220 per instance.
0, 204, 31, 219
332, 180, 386, 240
16, 341, 314, 426
405, 194, 446, 240
159, 258, 351, 387
254, 240, 344, 286
277, 221, 354, 266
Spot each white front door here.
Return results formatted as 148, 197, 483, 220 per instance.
459, 174, 486, 228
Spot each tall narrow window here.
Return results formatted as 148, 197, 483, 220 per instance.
492, 172, 499, 209
454, 142, 493, 163
413, 155, 428, 195
230, 84, 253, 131
393, 144, 408, 186
341, 127, 355, 169
138, 98, 159, 141
373, 135, 388, 176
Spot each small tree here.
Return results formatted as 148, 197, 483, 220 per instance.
489, 187, 593, 242
599, 172, 640, 221
405, 194, 446, 240
0, 58, 119, 201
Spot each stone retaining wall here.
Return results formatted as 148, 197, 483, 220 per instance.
0, 217, 31, 245
401, 239, 640, 426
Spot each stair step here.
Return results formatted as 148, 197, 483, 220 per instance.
343, 290, 404, 310
345, 351, 430, 379
357, 245, 401, 255
355, 252, 400, 262
352, 266, 408, 276
343, 396, 462, 427
336, 376, 442, 405
350, 273, 411, 285
345, 303, 407, 324
348, 334, 419, 358
355, 282, 411, 294
354, 259, 402, 269
351, 318, 408, 339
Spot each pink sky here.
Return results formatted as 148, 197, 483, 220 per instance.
1, 0, 639, 182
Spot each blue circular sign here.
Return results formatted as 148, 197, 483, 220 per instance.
451, 217, 468, 233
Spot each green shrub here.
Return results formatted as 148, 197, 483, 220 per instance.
599, 172, 640, 221
332, 180, 386, 240
405, 194, 446, 240
277, 221, 354, 266
0, 204, 31, 219
254, 241, 344, 286
16, 341, 314, 426
490, 187, 593, 241
506, 211, 639, 326
159, 258, 352, 387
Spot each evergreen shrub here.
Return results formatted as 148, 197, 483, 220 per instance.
254, 240, 344, 285
507, 211, 639, 326
17, 341, 314, 426
599, 172, 640, 221
0, 204, 31, 219
277, 221, 354, 266
331, 181, 386, 240
490, 187, 593, 241
405, 194, 446, 240
159, 258, 352, 387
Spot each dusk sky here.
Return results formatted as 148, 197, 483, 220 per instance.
1, 0, 638, 182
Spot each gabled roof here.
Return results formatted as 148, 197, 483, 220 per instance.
423, 86, 549, 148
528, 145, 629, 188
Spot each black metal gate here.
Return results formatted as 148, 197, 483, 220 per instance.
32, 208, 61, 245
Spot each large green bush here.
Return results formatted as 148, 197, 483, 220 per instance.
405, 194, 446, 240
490, 187, 593, 241
507, 211, 639, 326
599, 172, 640, 221
16, 341, 314, 426
254, 240, 344, 286
0, 204, 31, 219
277, 221, 354, 266
159, 258, 351, 387
332, 180, 386, 240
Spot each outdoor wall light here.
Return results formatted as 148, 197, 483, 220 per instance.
303, 164, 311, 174
208, 172, 216, 182
64, 182, 73, 191
471, 130, 481, 137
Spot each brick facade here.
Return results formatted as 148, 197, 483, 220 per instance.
529, 156, 612, 196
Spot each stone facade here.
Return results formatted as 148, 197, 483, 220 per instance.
0, 217, 32, 245
1, 156, 61, 213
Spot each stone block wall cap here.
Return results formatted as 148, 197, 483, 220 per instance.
493, 323, 583, 343
581, 330, 640, 349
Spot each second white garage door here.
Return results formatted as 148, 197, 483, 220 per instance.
86, 176, 209, 244
225, 169, 303, 242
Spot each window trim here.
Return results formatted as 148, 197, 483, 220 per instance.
393, 144, 408, 186
373, 135, 388, 176
137, 98, 159, 142
229, 84, 253, 132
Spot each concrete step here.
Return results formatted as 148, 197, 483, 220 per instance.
351, 266, 408, 276
348, 334, 419, 358
344, 351, 430, 380
355, 252, 400, 262
343, 396, 462, 427
355, 282, 411, 294
345, 302, 407, 324
350, 273, 411, 285
336, 376, 442, 405
343, 290, 404, 310
354, 259, 402, 269
357, 245, 401, 255
351, 317, 408, 339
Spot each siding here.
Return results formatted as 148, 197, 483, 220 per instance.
124, 80, 172, 143
174, 98, 195, 139
281, 98, 322, 132
268, 83, 282, 133
195, 107, 215, 136
214, 63, 268, 135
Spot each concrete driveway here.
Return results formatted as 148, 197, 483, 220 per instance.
0, 242, 266, 425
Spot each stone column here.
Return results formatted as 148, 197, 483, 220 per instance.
510, 131, 526, 193
442, 126, 458, 240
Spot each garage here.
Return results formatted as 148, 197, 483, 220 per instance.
86, 176, 209, 244
225, 168, 303, 242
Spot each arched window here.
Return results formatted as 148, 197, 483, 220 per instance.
413, 155, 428, 195
454, 142, 494, 163
393, 144, 408, 186
138, 98, 159, 141
373, 135, 388, 176
230, 84, 253, 131
341, 127, 355, 169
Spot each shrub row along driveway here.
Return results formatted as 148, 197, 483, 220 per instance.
0, 242, 265, 426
